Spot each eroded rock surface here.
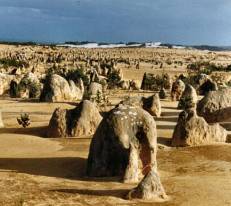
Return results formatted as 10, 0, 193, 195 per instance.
143, 93, 161, 117
87, 103, 166, 200
171, 79, 185, 101
178, 84, 197, 110
40, 74, 84, 102
47, 100, 102, 137
197, 88, 231, 123
172, 109, 227, 146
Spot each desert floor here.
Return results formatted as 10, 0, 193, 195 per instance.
0, 47, 231, 206
0, 91, 231, 206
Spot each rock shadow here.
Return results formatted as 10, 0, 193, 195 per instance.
51, 188, 129, 199
0, 126, 48, 137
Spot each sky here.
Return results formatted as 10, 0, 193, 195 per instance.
0, 0, 231, 45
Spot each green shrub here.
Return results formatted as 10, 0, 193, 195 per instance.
18, 78, 41, 98
44, 66, 89, 86
141, 73, 171, 91
65, 68, 89, 86
187, 61, 225, 75
17, 113, 30, 128
107, 70, 121, 88
0, 58, 29, 68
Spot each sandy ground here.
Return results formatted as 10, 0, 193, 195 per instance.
0, 46, 231, 205
0, 94, 231, 206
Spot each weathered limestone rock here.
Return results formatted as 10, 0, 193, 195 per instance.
87, 103, 166, 200
127, 168, 167, 201
69, 79, 84, 101
47, 107, 67, 137
90, 68, 100, 82
100, 78, 108, 92
197, 88, 231, 123
129, 80, 140, 90
141, 73, 171, 91
172, 109, 227, 146
9, 80, 19, 98
178, 84, 197, 110
18, 88, 30, 99
121, 95, 161, 117
88, 82, 103, 97
0, 73, 14, 95
23, 72, 40, 84
198, 79, 218, 95
171, 79, 185, 101
120, 80, 130, 90
40, 74, 84, 102
15, 72, 41, 98
196, 73, 210, 87
159, 88, 167, 99
47, 100, 102, 137
143, 94, 161, 117
120, 96, 143, 108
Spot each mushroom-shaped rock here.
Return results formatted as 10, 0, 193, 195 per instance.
171, 79, 185, 101
178, 84, 197, 110
40, 74, 84, 102
197, 88, 231, 123
87, 104, 166, 200
47, 100, 102, 137
143, 94, 161, 117
172, 109, 227, 147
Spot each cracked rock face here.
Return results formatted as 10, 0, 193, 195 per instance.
87, 103, 166, 201
172, 109, 227, 146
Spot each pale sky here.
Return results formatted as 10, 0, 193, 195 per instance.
0, 0, 231, 45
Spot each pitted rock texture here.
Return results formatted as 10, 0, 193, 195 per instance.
197, 88, 231, 123
171, 79, 185, 101
47, 100, 102, 138
172, 109, 227, 146
178, 84, 197, 110
87, 104, 166, 200
40, 74, 84, 102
